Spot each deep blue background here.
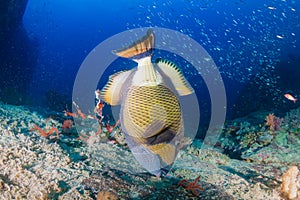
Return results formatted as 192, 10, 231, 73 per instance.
19, 0, 300, 124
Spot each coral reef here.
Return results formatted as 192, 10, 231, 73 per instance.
283, 107, 300, 133
0, 102, 299, 199
218, 109, 300, 165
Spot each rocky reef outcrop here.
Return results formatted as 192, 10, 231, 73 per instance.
0, 0, 37, 105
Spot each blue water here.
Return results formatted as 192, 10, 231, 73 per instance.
2, 0, 300, 129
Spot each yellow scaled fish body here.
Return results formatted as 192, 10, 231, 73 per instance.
101, 29, 194, 177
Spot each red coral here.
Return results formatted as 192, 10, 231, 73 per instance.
62, 120, 73, 129
178, 176, 203, 196
105, 120, 120, 133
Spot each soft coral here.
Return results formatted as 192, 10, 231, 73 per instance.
265, 113, 283, 131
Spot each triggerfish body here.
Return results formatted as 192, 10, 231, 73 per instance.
101, 29, 194, 177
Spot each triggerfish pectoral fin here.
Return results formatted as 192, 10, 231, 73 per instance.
101, 70, 133, 105
155, 58, 194, 96
113, 29, 155, 60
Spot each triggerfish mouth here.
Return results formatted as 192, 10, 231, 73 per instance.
101, 29, 194, 177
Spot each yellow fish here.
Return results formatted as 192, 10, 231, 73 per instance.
101, 29, 194, 176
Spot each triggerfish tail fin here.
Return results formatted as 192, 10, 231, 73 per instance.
155, 58, 194, 96
113, 29, 155, 60
101, 70, 133, 105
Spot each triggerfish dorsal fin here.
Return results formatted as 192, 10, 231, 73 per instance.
155, 58, 194, 96
101, 70, 133, 105
113, 29, 155, 60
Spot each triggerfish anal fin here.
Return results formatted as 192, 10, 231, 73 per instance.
101, 70, 133, 105
155, 58, 194, 96
142, 120, 167, 139
113, 29, 155, 60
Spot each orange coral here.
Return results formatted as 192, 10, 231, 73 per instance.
64, 110, 78, 118
72, 101, 86, 119
265, 113, 283, 131
30, 124, 59, 138
265, 113, 275, 131
63, 101, 88, 119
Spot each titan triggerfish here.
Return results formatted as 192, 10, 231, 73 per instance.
101, 29, 194, 177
